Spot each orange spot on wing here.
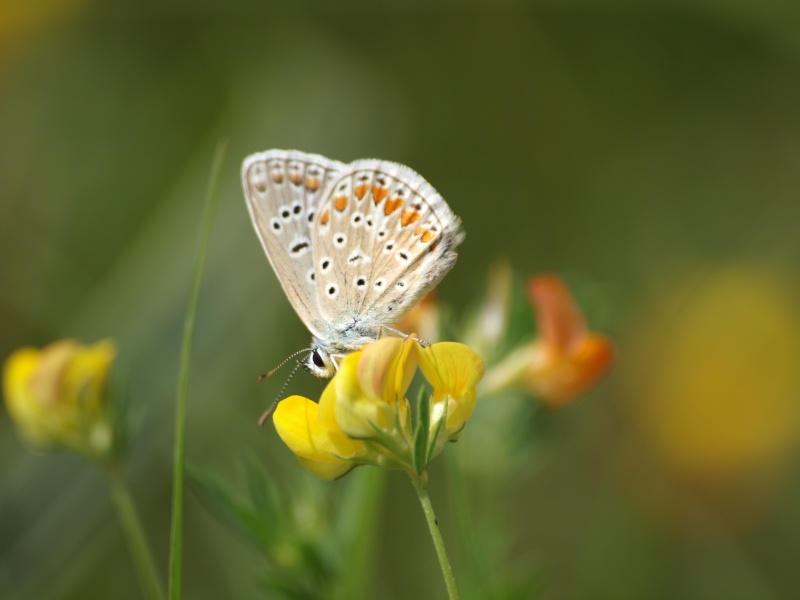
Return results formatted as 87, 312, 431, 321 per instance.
271, 173, 284, 183
289, 173, 302, 184
414, 226, 436, 242
320, 210, 330, 225
305, 177, 320, 191
255, 181, 266, 192
385, 198, 404, 216
400, 209, 421, 226
333, 196, 348, 212
372, 186, 388, 203
354, 184, 369, 200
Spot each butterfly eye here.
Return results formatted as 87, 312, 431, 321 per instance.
312, 350, 325, 368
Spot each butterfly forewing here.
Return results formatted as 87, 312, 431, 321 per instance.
312, 159, 463, 330
242, 150, 345, 334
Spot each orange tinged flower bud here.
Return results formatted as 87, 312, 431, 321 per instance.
481, 274, 613, 407
523, 275, 614, 407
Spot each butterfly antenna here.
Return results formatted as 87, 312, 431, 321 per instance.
257, 347, 310, 382
258, 360, 303, 426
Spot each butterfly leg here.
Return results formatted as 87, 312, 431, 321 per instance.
378, 325, 430, 348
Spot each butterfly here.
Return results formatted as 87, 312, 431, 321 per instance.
242, 149, 464, 378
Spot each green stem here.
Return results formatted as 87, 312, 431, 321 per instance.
107, 468, 166, 600
411, 475, 459, 600
168, 139, 228, 599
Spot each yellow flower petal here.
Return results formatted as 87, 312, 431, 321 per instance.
335, 351, 405, 439
4, 347, 50, 445
357, 337, 418, 404
64, 339, 116, 417
418, 342, 484, 400
418, 342, 484, 432
273, 394, 363, 480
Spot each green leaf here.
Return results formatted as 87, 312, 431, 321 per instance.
168, 139, 227, 600
186, 465, 270, 550
413, 387, 431, 474
426, 406, 446, 465
244, 454, 281, 521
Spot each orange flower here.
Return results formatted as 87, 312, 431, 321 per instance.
482, 275, 613, 407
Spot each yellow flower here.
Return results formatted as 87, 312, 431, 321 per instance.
272, 337, 484, 480
273, 387, 367, 481
418, 342, 484, 440
626, 265, 800, 481
3, 339, 117, 461
335, 337, 416, 439
482, 274, 613, 407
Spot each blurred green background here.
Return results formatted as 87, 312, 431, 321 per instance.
3, 1, 800, 598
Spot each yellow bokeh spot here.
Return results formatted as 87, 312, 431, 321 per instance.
629, 265, 800, 480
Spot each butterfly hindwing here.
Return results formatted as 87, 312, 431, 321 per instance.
242, 149, 345, 335
312, 159, 463, 331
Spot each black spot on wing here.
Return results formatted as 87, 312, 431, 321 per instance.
291, 241, 310, 254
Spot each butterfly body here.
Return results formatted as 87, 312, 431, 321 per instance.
242, 149, 463, 377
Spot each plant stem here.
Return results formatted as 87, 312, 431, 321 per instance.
169, 139, 227, 599
411, 475, 459, 600
107, 468, 166, 600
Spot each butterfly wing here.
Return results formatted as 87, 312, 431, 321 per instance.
311, 159, 463, 333
242, 149, 345, 334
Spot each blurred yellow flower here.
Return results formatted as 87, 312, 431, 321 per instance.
0, 0, 86, 63
482, 274, 613, 407
627, 265, 800, 481
272, 337, 484, 480
3, 339, 117, 461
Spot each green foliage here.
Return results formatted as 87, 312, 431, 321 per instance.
413, 386, 432, 475
189, 462, 340, 599
189, 460, 387, 600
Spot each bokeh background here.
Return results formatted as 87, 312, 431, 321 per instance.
3, 1, 800, 599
